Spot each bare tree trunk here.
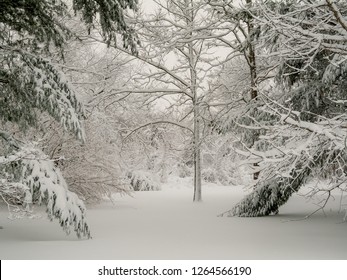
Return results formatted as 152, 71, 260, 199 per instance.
193, 102, 202, 201
185, 0, 202, 202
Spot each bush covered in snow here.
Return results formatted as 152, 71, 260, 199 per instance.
127, 170, 161, 191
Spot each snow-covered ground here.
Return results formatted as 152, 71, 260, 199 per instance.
1, 177, 347, 259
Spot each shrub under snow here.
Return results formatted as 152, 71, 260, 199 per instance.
127, 170, 161, 191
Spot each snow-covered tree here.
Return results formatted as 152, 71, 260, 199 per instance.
207, 0, 280, 181
0, 0, 138, 237
41, 36, 137, 202
220, 0, 347, 218
87, 0, 233, 201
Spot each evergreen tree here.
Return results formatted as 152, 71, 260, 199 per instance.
0, 0, 138, 238
220, 0, 347, 218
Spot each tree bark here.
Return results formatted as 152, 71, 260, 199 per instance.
185, 0, 202, 202
185, 0, 202, 201
193, 105, 202, 202
246, 0, 260, 180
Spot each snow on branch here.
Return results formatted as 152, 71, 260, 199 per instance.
87, 35, 193, 93
259, 93, 346, 148
220, 87, 347, 218
1, 49, 86, 141
218, 0, 347, 220
124, 120, 193, 141
21, 146, 91, 238
326, 0, 347, 32
220, 146, 327, 217
0, 132, 91, 238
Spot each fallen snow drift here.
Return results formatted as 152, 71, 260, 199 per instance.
0, 178, 346, 259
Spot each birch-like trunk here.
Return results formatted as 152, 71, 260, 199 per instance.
193, 99, 202, 202
185, 0, 202, 202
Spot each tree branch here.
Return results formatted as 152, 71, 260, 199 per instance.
326, 0, 347, 32
124, 120, 193, 141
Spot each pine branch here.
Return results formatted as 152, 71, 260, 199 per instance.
0, 133, 91, 238
220, 150, 321, 217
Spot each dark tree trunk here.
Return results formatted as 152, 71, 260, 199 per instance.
246, 0, 260, 180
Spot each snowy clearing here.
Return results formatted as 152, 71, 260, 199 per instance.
1, 178, 346, 260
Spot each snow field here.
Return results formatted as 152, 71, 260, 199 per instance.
1, 177, 346, 259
